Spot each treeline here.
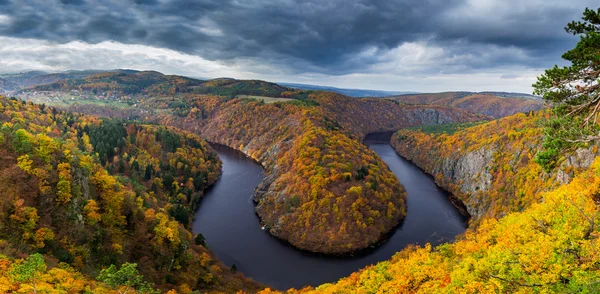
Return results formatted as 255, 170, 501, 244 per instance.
193, 79, 310, 99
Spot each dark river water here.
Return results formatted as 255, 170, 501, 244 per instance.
192, 134, 467, 290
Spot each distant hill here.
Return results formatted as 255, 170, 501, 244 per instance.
19, 70, 308, 99
0, 78, 20, 92
196, 78, 304, 98
10, 69, 544, 119
389, 91, 546, 118
0, 70, 49, 81
17, 70, 134, 88
29, 70, 204, 96
0, 70, 137, 91
278, 82, 418, 97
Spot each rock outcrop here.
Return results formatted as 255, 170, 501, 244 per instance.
391, 112, 598, 223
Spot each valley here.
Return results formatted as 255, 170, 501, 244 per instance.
1, 3, 599, 294
0, 55, 597, 292
193, 137, 466, 290
11, 70, 487, 255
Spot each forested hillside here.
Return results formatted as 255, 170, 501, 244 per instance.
394, 112, 548, 222
0, 96, 261, 292
391, 112, 598, 222
136, 91, 484, 254
390, 92, 545, 118
19, 71, 308, 100
18, 76, 485, 254
274, 156, 600, 293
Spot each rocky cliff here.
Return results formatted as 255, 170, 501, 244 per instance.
391, 112, 598, 222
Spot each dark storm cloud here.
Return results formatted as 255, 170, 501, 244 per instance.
0, 0, 597, 74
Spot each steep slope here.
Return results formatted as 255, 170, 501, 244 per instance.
279, 156, 600, 293
390, 92, 546, 118
390, 112, 598, 223
0, 97, 261, 292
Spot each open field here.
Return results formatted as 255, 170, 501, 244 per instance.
17, 92, 134, 109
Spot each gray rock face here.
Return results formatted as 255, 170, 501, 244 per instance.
442, 147, 493, 195
556, 148, 597, 183
406, 108, 455, 125
439, 147, 494, 218
395, 138, 598, 221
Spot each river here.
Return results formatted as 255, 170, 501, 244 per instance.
192, 134, 467, 290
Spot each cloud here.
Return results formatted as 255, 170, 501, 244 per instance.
0, 36, 542, 93
0, 0, 596, 92
0, 14, 10, 25
0, 36, 245, 78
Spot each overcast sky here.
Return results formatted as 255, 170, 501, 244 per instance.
0, 0, 597, 93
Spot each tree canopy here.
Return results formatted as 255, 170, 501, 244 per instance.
97, 263, 156, 294
8, 253, 46, 294
534, 7, 600, 170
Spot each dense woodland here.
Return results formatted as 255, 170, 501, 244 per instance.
0, 96, 261, 293
3, 94, 598, 292
7, 71, 596, 293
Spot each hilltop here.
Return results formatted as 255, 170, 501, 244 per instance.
389, 91, 545, 118
13, 70, 309, 102
278, 82, 417, 97
0, 70, 131, 92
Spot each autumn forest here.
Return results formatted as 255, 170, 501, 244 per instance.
0, 4, 599, 294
